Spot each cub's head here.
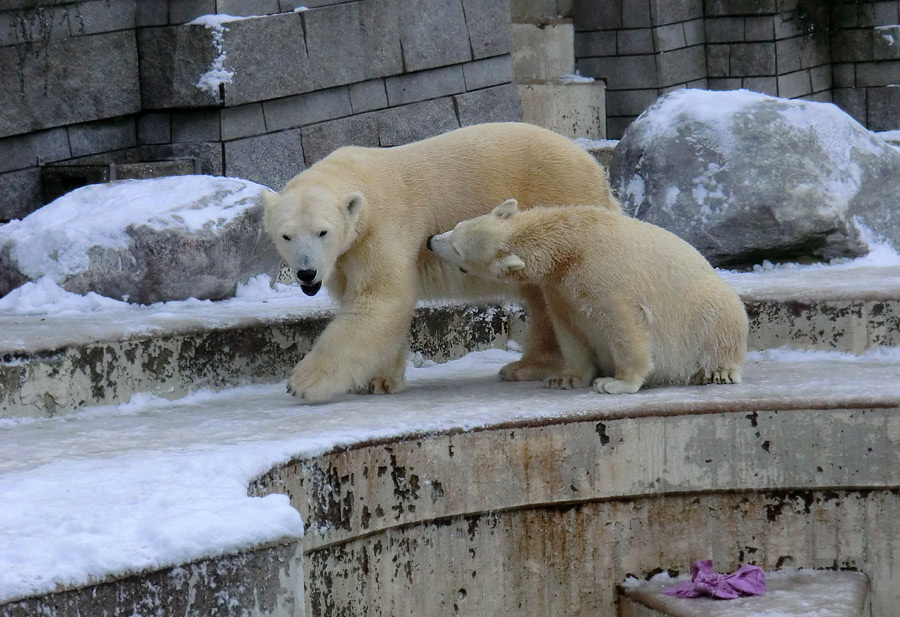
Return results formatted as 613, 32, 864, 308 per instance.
263, 185, 364, 296
426, 199, 526, 279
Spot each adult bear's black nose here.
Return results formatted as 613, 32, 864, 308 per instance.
426, 235, 435, 251
296, 269, 317, 283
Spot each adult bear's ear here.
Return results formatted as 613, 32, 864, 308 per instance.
345, 191, 365, 218
492, 199, 519, 219
495, 253, 525, 276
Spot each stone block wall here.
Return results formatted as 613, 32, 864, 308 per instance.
574, 0, 900, 138
0, 0, 519, 222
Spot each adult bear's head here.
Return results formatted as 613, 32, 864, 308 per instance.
263, 183, 365, 296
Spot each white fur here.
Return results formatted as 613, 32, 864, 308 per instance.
430, 201, 749, 394
263, 123, 619, 402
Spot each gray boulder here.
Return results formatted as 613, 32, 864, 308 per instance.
609, 89, 900, 267
0, 176, 281, 304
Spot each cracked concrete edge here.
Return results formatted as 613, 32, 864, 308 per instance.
0, 539, 304, 617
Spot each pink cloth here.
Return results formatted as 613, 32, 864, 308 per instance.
663, 560, 766, 599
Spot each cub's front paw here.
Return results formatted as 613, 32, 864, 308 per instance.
544, 374, 591, 389
287, 361, 343, 403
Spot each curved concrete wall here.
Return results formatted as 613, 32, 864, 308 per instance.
253, 401, 900, 616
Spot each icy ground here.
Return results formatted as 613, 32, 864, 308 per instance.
2, 346, 900, 604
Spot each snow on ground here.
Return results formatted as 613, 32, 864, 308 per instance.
2, 346, 900, 604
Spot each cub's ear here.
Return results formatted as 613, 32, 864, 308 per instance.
492, 199, 519, 219
495, 253, 525, 275
345, 191, 365, 218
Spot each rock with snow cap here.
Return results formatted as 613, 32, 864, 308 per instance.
609, 88, 900, 267
0, 176, 282, 304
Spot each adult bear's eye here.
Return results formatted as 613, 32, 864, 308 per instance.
282, 234, 291, 241
318, 230, 328, 237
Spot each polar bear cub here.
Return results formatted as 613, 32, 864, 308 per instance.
427, 200, 748, 393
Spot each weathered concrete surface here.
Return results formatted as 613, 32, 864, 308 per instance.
0, 304, 510, 419
0, 540, 303, 617
622, 569, 869, 617
3, 266, 900, 419
255, 401, 900, 616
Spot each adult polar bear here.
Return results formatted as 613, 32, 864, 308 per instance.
263, 122, 619, 403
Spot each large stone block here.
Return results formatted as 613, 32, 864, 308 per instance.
215, 0, 281, 16
654, 22, 687, 52
262, 86, 353, 132
574, 0, 621, 30
0, 4, 71, 47
857, 59, 900, 87
832, 29, 874, 63
578, 55, 659, 90
778, 69, 812, 98
303, 0, 402, 92
349, 79, 389, 113
0, 31, 140, 138
729, 41, 776, 76
375, 98, 460, 146
656, 45, 706, 87
0, 128, 70, 174
742, 75, 777, 96
874, 24, 900, 60
463, 55, 514, 91
832, 87, 868, 126
224, 129, 305, 190
622, 0, 651, 27
462, 0, 513, 59
399, 0, 471, 71
574, 31, 616, 57
68, 0, 136, 36
301, 114, 380, 165
868, 85, 900, 131
617, 28, 654, 55
650, 0, 702, 25
385, 65, 466, 106
67, 117, 137, 158
606, 88, 660, 117
167, 0, 216, 24
705, 16, 744, 43
220, 103, 266, 141
219, 13, 309, 106
0, 168, 42, 223
454, 83, 522, 127
138, 24, 219, 108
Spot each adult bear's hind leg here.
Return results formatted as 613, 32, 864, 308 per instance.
499, 285, 562, 381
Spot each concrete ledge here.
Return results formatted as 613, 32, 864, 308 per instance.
0, 539, 303, 617
3, 266, 900, 419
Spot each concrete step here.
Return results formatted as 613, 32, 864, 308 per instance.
621, 569, 870, 617
3, 264, 898, 420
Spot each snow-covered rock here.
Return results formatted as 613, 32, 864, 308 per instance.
610, 89, 900, 267
0, 176, 281, 304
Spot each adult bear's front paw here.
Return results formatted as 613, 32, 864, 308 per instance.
357, 375, 407, 395
287, 361, 342, 403
499, 360, 554, 382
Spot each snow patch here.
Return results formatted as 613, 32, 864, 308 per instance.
189, 15, 250, 97
560, 73, 595, 84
